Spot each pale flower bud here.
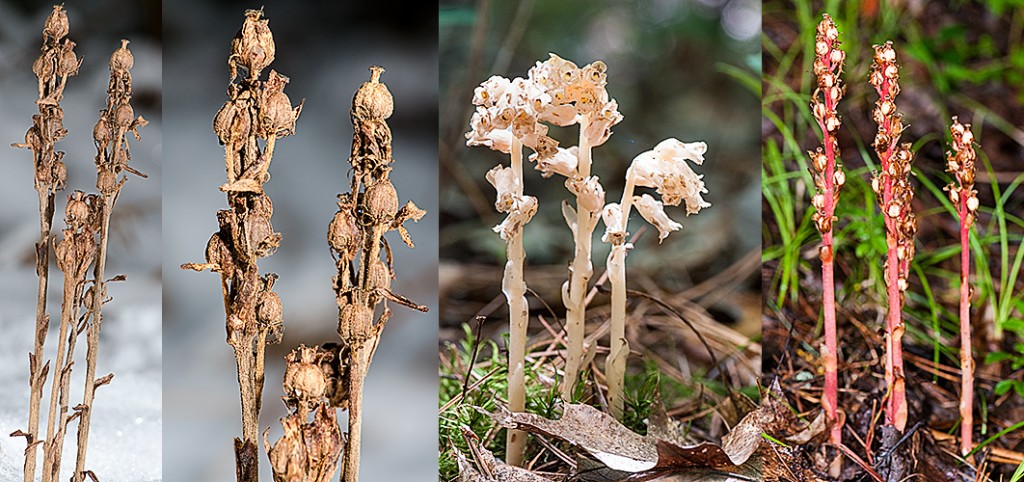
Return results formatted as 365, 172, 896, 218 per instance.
493, 195, 538, 241
633, 194, 682, 242
566, 176, 605, 213
601, 203, 626, 244
966, 194, 979, 212
485, 165, 518, 213
533, 146, 578, 178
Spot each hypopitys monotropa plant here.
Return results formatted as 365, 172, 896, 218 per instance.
324, 66, 427, 482
527, 54, 622, 403
466, 73, 546, 465
945, 117, 978, 455
601, 138, 709, 419
182, 9, 300, 481
808, 13, 846, 448
10, 7, 75, 481
869, 41, 917, 433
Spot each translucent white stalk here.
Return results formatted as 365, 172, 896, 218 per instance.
561, 117, 597, 401
504, 136, 528, 466
606, 170, 635, 418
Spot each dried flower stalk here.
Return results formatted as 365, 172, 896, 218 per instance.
466, 73, 545, 465
946, 117, 978, 455
809, 13, 846, 447
602, 139, 709, 419
329, 66, 427, 482
9, 7, 75, 480
71, 38, 148, 482
869, 41, 916, 432
182, 9, 300, 481
40, 191, 95, 482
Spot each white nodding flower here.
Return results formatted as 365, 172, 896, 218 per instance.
485, 165, 519, 213
493, 195, 538, 241
472, 75, 512, 107
582, 99, 623, 146
629, 139, 710, 214
466, 119, 513, 154
566, 175, 605, 213
633, 194, 682, 242
601, 203, 626, 244
532, 146, 578, 178
654, 138, 707, 165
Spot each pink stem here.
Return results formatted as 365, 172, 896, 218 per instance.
959, 195, 973, 455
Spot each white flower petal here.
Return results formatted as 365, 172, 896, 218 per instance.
601, 203, 626, 244
654, 138, 707, 165
532, 146, 578, 178
566, 175, 605, 213
633, 194, 682, 242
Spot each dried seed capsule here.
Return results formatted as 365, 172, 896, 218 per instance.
44, 6, 69, 41
368, 260, 391, 292
65, 192, 90, 226
328, 209, 359, 253
33, 52, 53, 82
114, 103, 135, 130
353, 66, 393, 120
257, 290, 283, 327
109, 39, 134, 73
231, 9, 275, 77
97, 168, 117, 195
260, 88, 296, 136
284, 360, 326, 401
245, 213, 275, 258
93, 113, 111, 149
364, 179, 399, 220
57, 42, 79, 77
51, 160, 67, 191
338, 303, 373, 342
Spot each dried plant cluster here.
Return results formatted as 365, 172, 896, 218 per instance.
869, 40, 917, 433
808, 13, 846, 449
10, 6, 147, 482
945, 118, 978, 456
182, 9, 300, 481
466, 53, 709, 465
265, 67, 427, 482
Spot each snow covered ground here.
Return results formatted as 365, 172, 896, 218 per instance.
0, 2, 162, 481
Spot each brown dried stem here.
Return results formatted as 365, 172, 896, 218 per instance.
10, 7, 74, 482
182, 9, 299, 481
869, 41, 916, 432
72, 38, 148, 482
327, 66, 427, 482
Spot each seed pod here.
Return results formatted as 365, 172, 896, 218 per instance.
54, 233, 74, 273
257, 290, 283, 327
368, 260, 391, 292
284, 361, 326, 401
114, 103, 135, 130
33, 52, 53, 82
109, 39, 134, 73
353, 66, 393, 120
44, 6, 69, 42
328, 209, 359, 253
51, 160, 67, 191
97, 168, 117, 195
260, 89, 295, 136
65, 192, 90, 226
245, 213, 275, 258
94, 113, 111, 149
231, 9, 275, 77
363, 179, 399, 220
57, 42, 79, 77
338, 303, 373, 343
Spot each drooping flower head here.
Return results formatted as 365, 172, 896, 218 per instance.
466, 75, 558, 160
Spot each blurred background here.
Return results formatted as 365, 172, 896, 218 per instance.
161, 0, 438, 480
439, 0, 762, 370
762, 0, 1024, 476
0, 1, 162, 481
